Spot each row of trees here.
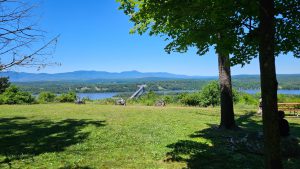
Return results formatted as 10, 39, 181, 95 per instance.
129, 81, 259, 106
0, 77, 77, 104
38, 91, 77, 103
14, 76, 300, 94
180, 81, 222, 107
117, 0, 299, 168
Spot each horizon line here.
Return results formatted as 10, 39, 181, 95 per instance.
2, 70, 300, 77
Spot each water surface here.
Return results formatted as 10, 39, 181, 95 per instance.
242, 89, 300, 95
77, 93, 117, 100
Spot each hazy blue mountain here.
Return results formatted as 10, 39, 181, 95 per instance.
0, 71, 216, 82
2, 71, 299, 82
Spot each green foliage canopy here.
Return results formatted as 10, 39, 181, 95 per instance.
56, 92, 77, 103
117, 0, 256, 65
199, 81, 220, 107
137, 90, 158, 106
0, 85, 35, 104
118, 0, 299, 66
180, 92, 202, 106
229, 0, 300, 65
179, 81, 220, 107
179, 81, 240, 107
38, 92, 56, 103
0, 77, 10, 94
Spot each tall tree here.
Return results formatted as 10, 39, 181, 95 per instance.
118, 0, 300, 168
0, 0, 59, 71
230, 1, 299, 168
259, 1, 282, 168
117, 0, 241, 129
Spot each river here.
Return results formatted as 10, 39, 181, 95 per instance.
77, 89, 300, 100
242, 89, 300, 95
77, 93, 117, 100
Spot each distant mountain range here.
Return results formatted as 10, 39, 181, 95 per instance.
0, 71, 217, 82
1, 71, 300, 82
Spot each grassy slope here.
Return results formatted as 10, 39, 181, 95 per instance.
0, 104, 299, 169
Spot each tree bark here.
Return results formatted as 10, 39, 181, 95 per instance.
218, 52, 236, 129
259, 0, 283, 168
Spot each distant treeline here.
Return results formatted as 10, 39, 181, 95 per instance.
1, 80, 299, 106
232, 74, 300, 90
14, 75, 300, 94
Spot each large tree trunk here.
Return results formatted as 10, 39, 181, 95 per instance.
259, 0, 283, 168
218, 52, 236, 129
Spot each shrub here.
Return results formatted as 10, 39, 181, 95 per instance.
278, 94, 300, 103
56, 92, 77, 103
180, 93, 201, 106
236, 92, 258, 105
82, 97, 92, 102
232, 89, 240, 104
198, 81, 220, 107
0, 85, 35, 104
143, 91, 157, 100
139, 91, 158, 106
162, 95, 174, 104
96, 98, 116, 105
0, 95, 4, 104
38, 92, 56, 103
179, 81, 241, 107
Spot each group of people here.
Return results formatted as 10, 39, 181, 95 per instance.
258, 97, 290, 137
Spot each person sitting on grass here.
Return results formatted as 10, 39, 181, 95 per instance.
278, 111, 290, 137
257, 97, 263, 115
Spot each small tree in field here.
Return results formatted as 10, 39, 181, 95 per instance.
199, 81, 220, 107
180, 93, 201, 106
38, 92, 56, 103
56, 92, 77, 103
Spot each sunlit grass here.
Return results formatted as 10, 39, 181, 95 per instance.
0, 104, 299, 169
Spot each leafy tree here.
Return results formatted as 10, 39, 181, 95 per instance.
140, 90, 158, 106
118, 0, 299, 167
117, 0, 240, 129
0, 77, 10, 94
56, 92, 77, 103
0, 85, 35, 104
38, 92, 56, 103
180, 93, 201, 106
199, 81, 220, 107
162, 95, 173, 104
226, 0, 299, 168
236, 93, 258, 105
180, 81, 239, 107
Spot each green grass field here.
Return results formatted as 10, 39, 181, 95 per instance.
0, 104, 299, 169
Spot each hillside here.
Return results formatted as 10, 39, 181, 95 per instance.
0, 71, 213, 82
2, 71, 300, 93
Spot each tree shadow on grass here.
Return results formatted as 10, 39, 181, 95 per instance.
58, 165, 94, 169
165, 111, 300, 169
0, 117, 105, 167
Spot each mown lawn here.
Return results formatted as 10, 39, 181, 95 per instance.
0, 104, 299, 169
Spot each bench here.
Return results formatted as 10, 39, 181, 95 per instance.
278, 103, 300, 117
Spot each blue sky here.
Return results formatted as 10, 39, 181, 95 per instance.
18, 0, 300, 76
